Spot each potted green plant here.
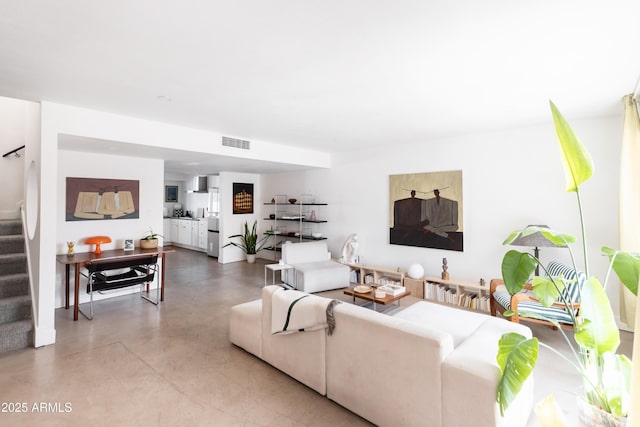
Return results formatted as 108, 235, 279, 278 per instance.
496, 101, 638, 426
223, 220, 269, 263
140, 227, 163, 249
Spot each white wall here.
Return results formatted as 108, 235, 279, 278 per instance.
162, 172, 185, 217
17, 98, 627, 345
163, 172, 208, 218
262, 114, 625, 321
0, 96, 29, 218
55, 150, 164, 308
34, 101, 330, 346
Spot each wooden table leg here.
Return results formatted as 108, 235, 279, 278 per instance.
74, 262, 80, 321
65, 264, 70, 309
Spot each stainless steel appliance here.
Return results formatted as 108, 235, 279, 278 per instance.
207, 217, 219, 257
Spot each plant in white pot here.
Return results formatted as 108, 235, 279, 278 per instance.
496, 101, 638, 426
140, 227, 162, 249
223, 220, 269, 263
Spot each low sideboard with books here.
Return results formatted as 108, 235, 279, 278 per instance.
403, 275, 491, 314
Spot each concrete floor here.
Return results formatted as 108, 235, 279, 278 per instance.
0, 246, 633, 426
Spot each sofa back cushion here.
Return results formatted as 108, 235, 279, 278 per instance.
326, 302, 453, 427
393, 300, 488, 346
282, 241, 328, 265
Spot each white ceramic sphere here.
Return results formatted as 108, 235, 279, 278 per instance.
407, 263, 424, 279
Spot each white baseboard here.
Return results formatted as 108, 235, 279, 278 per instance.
616, 316, 634, 332
0, 209, 20, 220
34, 326, 57, 347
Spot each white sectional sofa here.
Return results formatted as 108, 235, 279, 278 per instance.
281, 241, 350, 293
230, 285, 533, 427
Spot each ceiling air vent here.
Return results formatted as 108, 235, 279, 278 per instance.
222, 136, 250, 150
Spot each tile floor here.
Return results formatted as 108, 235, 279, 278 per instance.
0, 247, 633, 426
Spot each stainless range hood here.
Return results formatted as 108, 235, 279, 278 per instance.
188, 176, 209, 193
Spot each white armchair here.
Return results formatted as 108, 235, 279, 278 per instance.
281, 241, 350, 293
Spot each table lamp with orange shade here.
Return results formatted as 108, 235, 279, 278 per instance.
84, 236, 112, 254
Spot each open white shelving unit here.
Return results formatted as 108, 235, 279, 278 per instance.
263, 194, 328, 259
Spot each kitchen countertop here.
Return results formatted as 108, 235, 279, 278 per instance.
164, 216, 206, 220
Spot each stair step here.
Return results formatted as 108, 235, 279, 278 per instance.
0, 320, 33, 353
0, 220, 22, 236
0, 295, 32, 324
0, 253, 27, 275
0, 235, 25, 255
0, 273, 29, 298
0, 225, 32, 354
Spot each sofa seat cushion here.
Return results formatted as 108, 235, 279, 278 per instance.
282, 241, 328, 264
293, 260, 350, 293
295, 260, 344, 272
393, 300, 488, 346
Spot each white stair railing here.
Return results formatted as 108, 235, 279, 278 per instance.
18, 202, 38, 329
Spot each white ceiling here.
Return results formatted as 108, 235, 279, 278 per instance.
1, 1, 639, 173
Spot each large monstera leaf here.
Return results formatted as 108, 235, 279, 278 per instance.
574, 277, 620, 355
550, 100, 594, 192
600, 352, 633, 417
496, 333, 539, 416
501, 250, 537, 294
531, 276, 565, 307
602, 247, 640, 297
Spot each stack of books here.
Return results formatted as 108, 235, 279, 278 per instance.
377, 283, 405, 296
378, 276, 402, 286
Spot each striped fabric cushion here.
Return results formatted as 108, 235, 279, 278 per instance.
493, 289, 513, 312
517, 300, 575, 324
493, 289, 575, 325
546, 260, 585, 304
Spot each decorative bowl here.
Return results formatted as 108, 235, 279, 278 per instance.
288, 198, 297, 204
354, 285, 372, 294
311, 232, 323, 238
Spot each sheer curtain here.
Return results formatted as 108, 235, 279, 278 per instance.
620, 94, 640, 331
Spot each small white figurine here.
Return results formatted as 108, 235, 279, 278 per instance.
341, 233, 359, 264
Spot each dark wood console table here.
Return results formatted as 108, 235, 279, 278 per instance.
56, 247, 175, 320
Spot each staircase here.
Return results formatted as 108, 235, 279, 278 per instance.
0, 219, 33, 353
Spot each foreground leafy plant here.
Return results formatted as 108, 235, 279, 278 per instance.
142, 227, 163, 240
496, 101, 638, 420
223, 220, 269, 255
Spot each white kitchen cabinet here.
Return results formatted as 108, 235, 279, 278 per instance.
198, 219, 207, 249
191, 221, 199, 247
178, 219, 191, 246
163, 218, 172, 244
171, 218, 206, 252
170, 219, 179, 243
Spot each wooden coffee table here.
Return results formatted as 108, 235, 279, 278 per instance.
344, 285, 410, 312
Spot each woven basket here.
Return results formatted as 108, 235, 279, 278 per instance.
140, 238, 158, 249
